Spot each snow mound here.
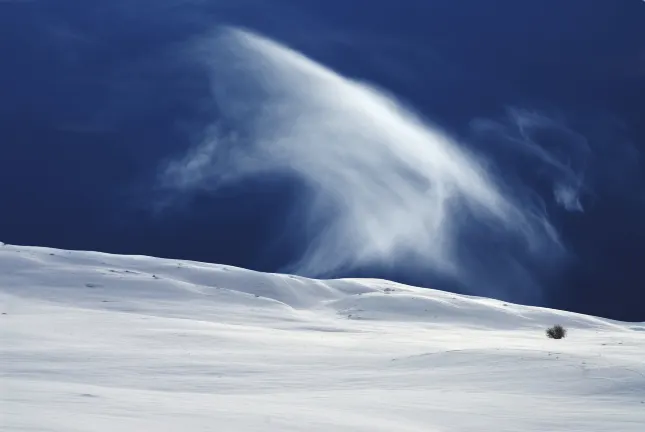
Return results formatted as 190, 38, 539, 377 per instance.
1, 244, 644, 431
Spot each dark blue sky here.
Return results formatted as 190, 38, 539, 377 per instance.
1, 0, 644, 321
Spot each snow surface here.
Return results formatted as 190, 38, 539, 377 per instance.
1, 243, 644, 431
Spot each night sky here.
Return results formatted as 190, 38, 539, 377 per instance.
1, 0, 644, 321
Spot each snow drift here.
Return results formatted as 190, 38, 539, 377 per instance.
1, 244, 644, 431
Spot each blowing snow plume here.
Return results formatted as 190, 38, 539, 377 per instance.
160, 28, 565, 303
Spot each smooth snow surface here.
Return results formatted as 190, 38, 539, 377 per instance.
1, 244, 644, 431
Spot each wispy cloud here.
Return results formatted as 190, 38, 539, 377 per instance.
159, 27, 567, 303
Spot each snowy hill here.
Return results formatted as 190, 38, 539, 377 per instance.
1, 244, 644, 431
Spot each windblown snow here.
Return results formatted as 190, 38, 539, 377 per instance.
1, 244, 644, 431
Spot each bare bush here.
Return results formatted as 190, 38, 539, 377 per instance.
546, 324, 567, 340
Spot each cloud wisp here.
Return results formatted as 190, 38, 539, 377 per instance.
160, 28, 566, 303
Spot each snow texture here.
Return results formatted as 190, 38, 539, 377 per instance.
1, 243, 644, 431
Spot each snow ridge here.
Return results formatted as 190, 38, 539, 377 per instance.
1, 244, 643, 431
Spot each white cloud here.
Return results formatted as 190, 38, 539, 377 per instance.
160, 27, 565, 302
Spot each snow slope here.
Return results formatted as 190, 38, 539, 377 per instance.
1, 243, 644, 431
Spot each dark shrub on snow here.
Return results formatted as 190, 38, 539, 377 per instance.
546, 324, 567, 340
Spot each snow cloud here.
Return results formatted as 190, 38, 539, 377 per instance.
160, 27, 567, 303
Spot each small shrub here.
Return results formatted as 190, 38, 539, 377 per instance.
546, 324, 567, 340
